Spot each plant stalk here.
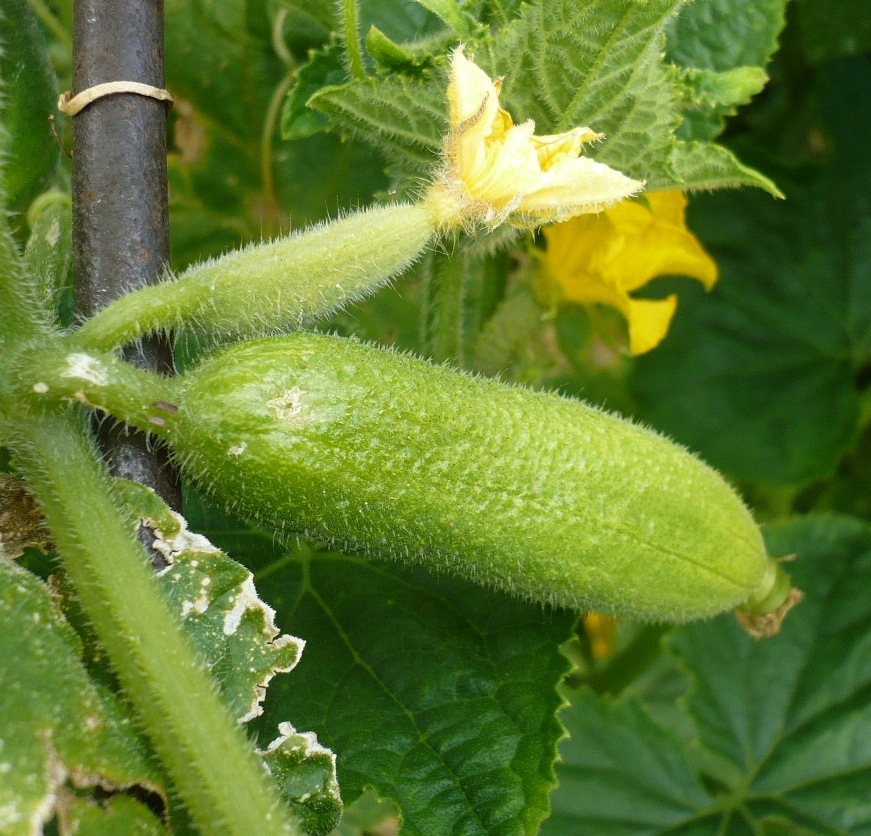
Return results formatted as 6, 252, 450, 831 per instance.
8, 409, 303, 836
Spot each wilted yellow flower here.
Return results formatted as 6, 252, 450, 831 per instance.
542, 191, 718, 355
427, 47, 643, 229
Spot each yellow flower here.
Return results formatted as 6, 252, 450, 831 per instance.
542, 190, 718, 355
583, 613, 618, 661
428, 47, 643, 229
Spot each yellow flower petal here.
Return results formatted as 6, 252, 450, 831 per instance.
430, 47, 643, 229
593, 191, 718, 292
541, 190, 718, 354
625, 295, 678, 356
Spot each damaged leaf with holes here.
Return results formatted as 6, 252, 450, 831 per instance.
116, 482, 344, 832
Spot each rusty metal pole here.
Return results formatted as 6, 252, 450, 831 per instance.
71, 0, 180, 513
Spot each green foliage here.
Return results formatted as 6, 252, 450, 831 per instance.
631, 55, 871, 485
252, 549, 574, 835
4, 0, 871, 833
307, 0, 779, 194
0, 558, 163, 835
164, 0, 387, 266
792, 0, 871, 64
546, 515, 871, 834
0, 0, 59, 236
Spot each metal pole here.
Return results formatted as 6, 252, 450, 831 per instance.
72, 0, 180, 516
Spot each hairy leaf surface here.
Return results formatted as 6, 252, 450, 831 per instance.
546, 514, 871, 834
252, 548, 574, 835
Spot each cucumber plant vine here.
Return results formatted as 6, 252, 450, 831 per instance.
6, 0, 868, 833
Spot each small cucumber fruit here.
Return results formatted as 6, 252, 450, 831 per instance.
168, 333, 794, 624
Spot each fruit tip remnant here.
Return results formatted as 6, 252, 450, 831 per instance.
735, 586, 803, 638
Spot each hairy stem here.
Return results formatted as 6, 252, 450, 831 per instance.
340, 0, 366, 80
9, 409, 302, 835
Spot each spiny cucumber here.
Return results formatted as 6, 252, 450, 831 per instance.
162, 333, 795, 626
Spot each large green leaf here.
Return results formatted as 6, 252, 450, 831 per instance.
665, 0, 787, 142
667, 0, 787, 70
631, 55, 871, 486
546, 514, 871, 834
252, 547, 574, 835
0, 559, 164, 835
50, 482, 342, 833
310, 0, 777, 195
126, 484, 342, 833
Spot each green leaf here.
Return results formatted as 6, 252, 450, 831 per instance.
310, 0, 778, 195
271, 0, 336, 48
51, 481, 342, 830
60, 795, 167, 836
260, 724, 343, 836
409, 0, 478, 37
282, 38, 347, 140
666, 0, 787, 71
309, 69, 444, 174
546, 514, 871, 834
121, 482, 306, 725
0, 559, 164, 835
359, 0, 445, 46
631, 55, 871, 486
0, 0, 60, 231
668, 140, 782, 195
672, 65, 769, 143
665, 0, 787, 142
253, 549, 574, 835
792, 0, 871, 65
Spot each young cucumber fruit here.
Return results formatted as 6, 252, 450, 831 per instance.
170, 333, 794, 624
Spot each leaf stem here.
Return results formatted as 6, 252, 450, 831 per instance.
340, 0, 366, 80
8, 408, 303, 835
260, 67, 297, 237
26, 0, 73, 50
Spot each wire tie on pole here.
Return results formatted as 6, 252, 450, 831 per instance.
58, 82, 174, 117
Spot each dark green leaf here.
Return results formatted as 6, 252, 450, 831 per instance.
672, 65, 769, 143
666, 0, 787, 71
665, 0, 787, 142
165, 0, 386, 268
0, 559, 163, 834
631, 56, 871, 485
546, 514, 871, 834
260, 724, 342, 835
61, 795, 166, 835
282, 38, 346, 140
133, 485, 343, 827
792, 0, 871, 64
254, 549, 574, 835
0, 0, 59, 231
271, 0, 335, 49
359, 0, 445, 46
